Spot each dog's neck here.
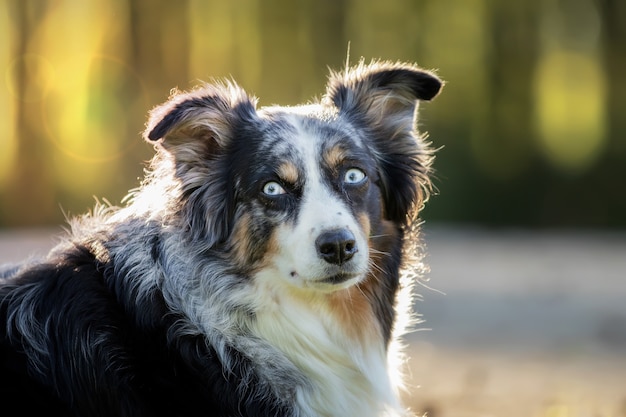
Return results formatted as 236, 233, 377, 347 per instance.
248, 281, 405, 417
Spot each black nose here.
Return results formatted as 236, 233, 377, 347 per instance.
315, 229, 357, 265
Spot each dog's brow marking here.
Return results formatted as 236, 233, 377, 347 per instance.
323, 144, 348, 171
277, 162, 299, 184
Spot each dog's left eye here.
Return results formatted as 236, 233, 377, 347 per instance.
262, 181, 286, 196
343, 168, 367, 185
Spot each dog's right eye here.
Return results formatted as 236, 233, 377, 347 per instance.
262, 181, 286, 196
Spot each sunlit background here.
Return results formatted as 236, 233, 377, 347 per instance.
1, 0, 624, 228
1, 1, 625, 416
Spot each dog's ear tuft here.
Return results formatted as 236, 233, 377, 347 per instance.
324, 60, 442, 129
325, 60, 442, 111
144, 81, 257, 150
324, 60, 443, 222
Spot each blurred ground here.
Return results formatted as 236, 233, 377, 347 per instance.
1, 226, 625, 417
407, 226, 626, 417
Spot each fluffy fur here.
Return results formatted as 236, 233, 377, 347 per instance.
0, 60, 442, 417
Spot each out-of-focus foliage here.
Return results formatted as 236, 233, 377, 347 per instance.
1, 0, 624, 228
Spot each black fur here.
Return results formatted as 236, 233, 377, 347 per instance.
1, 235, 293, 417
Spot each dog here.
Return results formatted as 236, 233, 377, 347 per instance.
0, 60, 442, 417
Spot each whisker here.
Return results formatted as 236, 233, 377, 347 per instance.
367, 259, 387, 275
369, 248, 391, 257
355, 285, 369, 300
369, 233, 392, 239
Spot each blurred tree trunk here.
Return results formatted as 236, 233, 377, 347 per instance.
596, 0, 626, 222
259, 0, 347, 104
597, 0, 626, 155
3, 1, 56, 226
258, 0, 310, 103
128, 0, 190, 103
480, 0, 540, 180
305, 0, 348, 72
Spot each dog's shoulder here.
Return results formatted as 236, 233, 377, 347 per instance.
0, 228, 294, 417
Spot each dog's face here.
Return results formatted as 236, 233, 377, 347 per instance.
231, 108, 380, 292
144, 61, 442, 294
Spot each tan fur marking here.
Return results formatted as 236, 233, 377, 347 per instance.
328, 286, 379, 342
277, 162, 299, 185
230, 211, 253, 267
323, 144, 347, 172
357, 212, 371, 238
231, 212, 281, 271
357, 217, 400, 337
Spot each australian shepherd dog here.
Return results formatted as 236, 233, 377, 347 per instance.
0, 60, 442, 416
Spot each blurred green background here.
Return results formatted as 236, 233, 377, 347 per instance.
1, 0, 624, 229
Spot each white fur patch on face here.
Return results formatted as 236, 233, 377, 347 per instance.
254, 113, 369, 293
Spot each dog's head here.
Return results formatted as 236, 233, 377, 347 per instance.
144, 61, 442, 294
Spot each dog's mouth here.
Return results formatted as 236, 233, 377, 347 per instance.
318, 272, 360, 285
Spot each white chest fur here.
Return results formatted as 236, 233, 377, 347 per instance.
250, 290, 405, 417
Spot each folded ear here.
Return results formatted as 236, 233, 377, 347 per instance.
143, 82, 258, 247
145, 81, 257, 155
324, 60, 443, 222
324, 60, 442, 116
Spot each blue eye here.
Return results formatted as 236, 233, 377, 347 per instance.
344, 168, 366, 184
262, 181, 286, 196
